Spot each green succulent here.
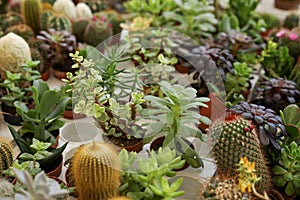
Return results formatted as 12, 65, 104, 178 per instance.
272, 141, 300, 197
119, 147, 185, 200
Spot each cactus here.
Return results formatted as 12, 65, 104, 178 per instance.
47, 14, 72, 32
283, 13, 299, 30
0, 32, 31, 79
209, 114, 272, 193
21, 0, 42, 35
76, 2, 93, 18
40, 10, 54, 31
30, 48, 47, 75
108, 197, 132, 200
5, 24, 35, 41
83, 0, 108, 13
0, 11, 23, 32
0, 179, 14, 197
0, 138, 14, 176
83, 17, 113, 46
53, 0, 76, 19
72, 18, 90, 42
70, 142, 120, 200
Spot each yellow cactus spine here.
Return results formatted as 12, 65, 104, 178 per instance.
0, 137, 14, 175
71, 142, 120, 200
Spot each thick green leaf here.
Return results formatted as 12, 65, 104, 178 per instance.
38, 142, 68, 168
283, 104, 300, 125
8, 125, 33, 154
285, 182, 295, 196
273, 165, 288, 175
45, 97, 70, 121
40, 90, 58, 118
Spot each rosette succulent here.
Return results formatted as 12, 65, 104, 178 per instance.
228, 102, 286, 150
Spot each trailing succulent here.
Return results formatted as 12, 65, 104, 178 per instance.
228, 102, 286, 150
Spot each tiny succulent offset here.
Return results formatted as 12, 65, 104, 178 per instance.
228, 102, 286, 150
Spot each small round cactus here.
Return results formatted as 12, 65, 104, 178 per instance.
0, 32, 31, 79
70, 142, 120, 200
5, 24, 35, 41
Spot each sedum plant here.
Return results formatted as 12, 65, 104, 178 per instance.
272, 141, 300, 197
142, 81, 211, 168
119, 147, 185, 200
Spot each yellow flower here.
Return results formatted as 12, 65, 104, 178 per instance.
237, 157, 260, 193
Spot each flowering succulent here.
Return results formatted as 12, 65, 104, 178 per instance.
228, 102, 286, 150
254, 78, 300, 113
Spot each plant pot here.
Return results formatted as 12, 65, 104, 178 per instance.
63, 109, 86, 119
150, 136, 194, 171
60, 121, 100, 149
44, 155, 64, 178
174, 63, 190, 73
41, 69, 50, 81
275, 0, 300, 10
102, 134, 144, 152
1, 102, 22, 126
199, 93, 225, 132
52, 68, 68, 81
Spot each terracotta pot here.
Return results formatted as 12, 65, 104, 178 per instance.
41, 70, 50, 81
1, 102, 22, 126
150, 136, 194, 171
275, 0, 300, 10
199, 93, 226, 132
102, 134, 144, 152
174, 63, 190, 74
63, 109, 86, 119
52, 68, 67, 81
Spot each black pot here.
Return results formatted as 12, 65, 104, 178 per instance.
1, 102, 22, 126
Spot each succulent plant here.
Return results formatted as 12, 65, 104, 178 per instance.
253, 78, 300, 113
259, 13, 280, 30
13, 169, 69, 200
71, 18, 90, 42
209, 114, 272, 193
70, 142, 121, 200
47, 13, 72, 33
203, 179, 249, 200
37, 28, 77, 66
75, 2, 93, 18
21, 0, 42, 35
0, 179, 14, 198
53, 0, 76, 19
280, 104, 300, 144
0, 32, 31, 80
0, 11, 23, 32
228, 102, 286, 150
272, 141, 300, 197
186, 45, 235, 88
4, 24, 34, 41
0, 138, 13, 176
283, 13, 299, 30
119, 147, 185, 200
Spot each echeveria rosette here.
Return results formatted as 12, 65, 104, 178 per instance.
228, 102, 286, 150
272, 142, 300, 197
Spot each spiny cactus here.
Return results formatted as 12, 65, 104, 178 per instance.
0, 138, 14, 176
75, 2, 93, 18
72, 18, 90, 42
0, 11, 23, 32
83, 16, 113, 46
108, 197, 132, 200
70, 142, 120, 200
5, 24, 35, 41
40, 10, 54, 31
0, 32, 31, 79
209, 113, 272, 193
204, 179, 249, 200
53, 0, 76, 19
283, 13, 299, 30
47, 13, 72, 32
21, 0, 42, 34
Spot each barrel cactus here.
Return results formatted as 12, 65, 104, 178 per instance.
53, 0, 76, 19
72, 18, 90, 42
40, 10, 54, 31
47, 13, 72, 32
70, 142, 120, 200
21, 0, 42, 34
76, 2, 93, 18
83, 16, 113, 46
0, 138, 14, 176
209, 113, 272, 193
0, 11, 23, 32
0, 32, 31, 79
5, 24, 35, 41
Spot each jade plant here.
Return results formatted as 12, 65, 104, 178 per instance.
142, 81, 211, 168
280, 104, 300, 145
119, 147, 185, 200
